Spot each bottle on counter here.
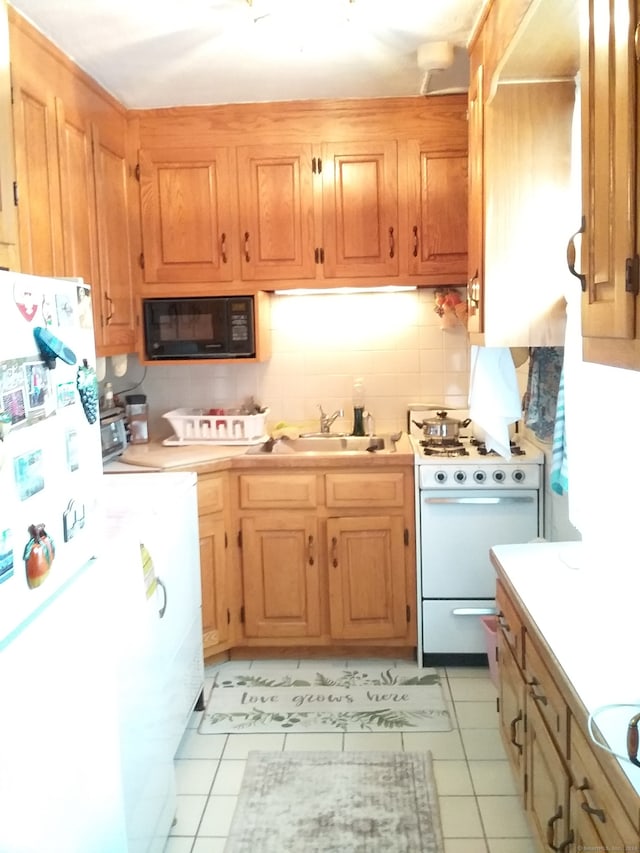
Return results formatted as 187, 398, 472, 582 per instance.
103, 381, 114, 410
352, 378, 365, 437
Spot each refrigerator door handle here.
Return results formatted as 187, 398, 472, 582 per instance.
156, 577, 167, 618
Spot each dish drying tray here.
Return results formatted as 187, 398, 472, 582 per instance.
162, 407, 269, 445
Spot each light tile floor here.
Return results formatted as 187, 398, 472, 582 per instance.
164, 660, 538, 853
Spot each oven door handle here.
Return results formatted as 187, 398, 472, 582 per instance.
422, 496, 535, 505
452, 607, 497, 616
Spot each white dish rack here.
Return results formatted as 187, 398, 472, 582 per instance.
162, 408, 269, 445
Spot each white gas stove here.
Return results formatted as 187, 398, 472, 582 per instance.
408, 406, 545, 666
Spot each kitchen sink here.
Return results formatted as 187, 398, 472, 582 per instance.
246, 434, 393, 455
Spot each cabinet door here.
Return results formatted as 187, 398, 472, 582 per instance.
526, 701, 572, 852
55, 97, 100, 290
0, 0, 18, 268
467, 58, 484, 334
236, 144, 315, 281
12, 82, 63, 276
497, 631, 526, 801
580, 0, 637, 342
407, 142, 467, 279
199, 512, 230, 656
139, 147, 235, 283
241, 515, 321, 639
327, 515, 407, 640
321, 141, 398, 278
92, 124, 136, 353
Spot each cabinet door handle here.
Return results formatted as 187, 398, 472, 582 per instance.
331, 536, 338, 568
244, 231, 250, 262
468, 272, 480, 306
156, 576, 167, 619
509, 710, 523, 753
497, 611, 510, 633
307, 534, 315, 566
546, 805, 562, 850
104, 293, 114, 324
527, 676, 548, 706
220, 232, 227, 263
635, 23, 640, 62
576, 780, 606, 823
566, 217, 587, 291
388, 226, 395, 259
412, 225, 418, 257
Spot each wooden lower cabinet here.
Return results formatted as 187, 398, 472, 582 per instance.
327, 514, 408, 640
526, 700, 572, 851
240, 514, 321, 640
233, 465, 416, 651
197, 472, 236, 658
496, 575, 640, 850
497, 630, 526, 802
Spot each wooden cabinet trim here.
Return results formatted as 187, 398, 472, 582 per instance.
325, 471, 405, 508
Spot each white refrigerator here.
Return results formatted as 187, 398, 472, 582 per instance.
0, 270, 177, 852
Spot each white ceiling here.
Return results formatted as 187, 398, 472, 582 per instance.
8, 0, 485, 109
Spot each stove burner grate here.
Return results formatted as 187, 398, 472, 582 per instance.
419, 439, 469, 457
472, 439, 526, 457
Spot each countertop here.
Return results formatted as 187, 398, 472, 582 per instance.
490, 540, 640, 797
116, 433, 415, 473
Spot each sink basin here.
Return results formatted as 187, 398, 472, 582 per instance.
246, 435, 392, 455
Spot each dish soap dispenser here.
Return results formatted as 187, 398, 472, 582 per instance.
352, 378, 365, 436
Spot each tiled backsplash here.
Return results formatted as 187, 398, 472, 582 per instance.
110, 289, 471, 438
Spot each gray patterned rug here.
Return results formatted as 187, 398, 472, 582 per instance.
224, 751, 444, 853
199, 665, 452, 733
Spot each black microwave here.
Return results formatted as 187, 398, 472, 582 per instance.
142, 296, 256, 361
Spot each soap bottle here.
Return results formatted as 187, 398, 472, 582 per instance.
352, 378, 365, 437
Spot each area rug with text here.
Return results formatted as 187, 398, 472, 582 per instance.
224, 750, 444, 853
199, 664, 452, 734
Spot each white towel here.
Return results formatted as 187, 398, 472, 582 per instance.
468, 346, 522, 459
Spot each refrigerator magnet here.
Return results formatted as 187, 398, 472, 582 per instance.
13, 449, 45, 500
13, 280, 39, 322
23, 523, 55, 589
0, 529, 14, 585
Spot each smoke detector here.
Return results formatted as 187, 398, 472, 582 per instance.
417, 41, 459, 96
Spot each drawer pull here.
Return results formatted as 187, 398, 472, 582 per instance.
580, 801, 605, 823
546, 805, 562, 849
509, 710, 523, 753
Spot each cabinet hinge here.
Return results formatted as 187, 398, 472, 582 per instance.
138, 252, 145, 270
404, 528, 409, 546
625, 254, 640, 295
134, 163, 140, 182
240, 605, 245, 623
406, 604, 410, 623
237, 530, 243, 548
226, 607, 231, 625
12, 181, 18, 206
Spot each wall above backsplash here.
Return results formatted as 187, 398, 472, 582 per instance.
107, 289, 471, 439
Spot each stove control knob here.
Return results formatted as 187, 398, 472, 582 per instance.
473, 470, 486, 483
454, 470, 467, 483
512, 469, 525, 483
493, 470, 506, 483
435, 470, 447, 483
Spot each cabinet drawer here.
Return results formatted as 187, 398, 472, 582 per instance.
197, 475, 225, 514
239, 474, 318, 508
570, 721, 639, 846
524, 635, 568, 754
325, 472, 404, 508
496, 580, 524, 667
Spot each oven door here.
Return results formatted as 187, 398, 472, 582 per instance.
420, 489, 539, 597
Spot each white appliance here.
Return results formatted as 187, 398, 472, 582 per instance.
409, 408, 544, 665
0, 271, 128, 852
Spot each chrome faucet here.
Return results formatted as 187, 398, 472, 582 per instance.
318, 404, 343, 433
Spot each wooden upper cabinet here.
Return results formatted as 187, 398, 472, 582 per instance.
580, 0, 638, 349
467, 57, 484, 335
55, 97, 100, 291
92, 125, 136, 353
139, 146, 235, 284
236, 143, 315, 281
321, 140, 398, 278
12, 83, 63, 277
0, 0, 18, 269
406, 141, 467, 280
